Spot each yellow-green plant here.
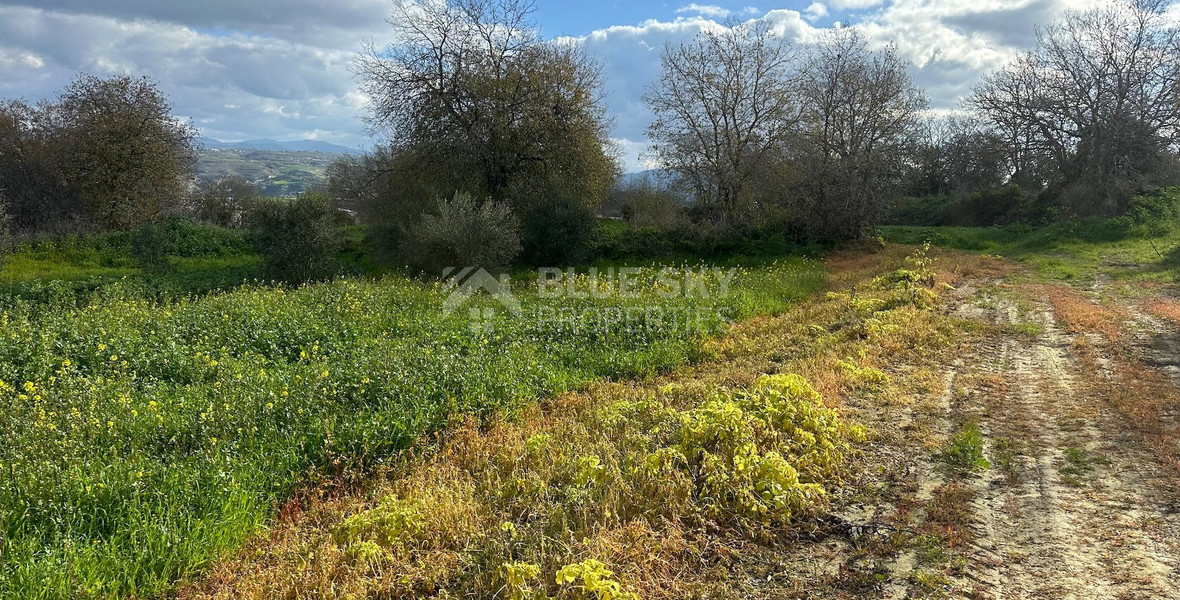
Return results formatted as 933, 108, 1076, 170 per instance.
838, 358, 891, 391
501, 561, 542, 600
334, 494, 424, 550
675, 374, 864, 524
555, 559, 639, 600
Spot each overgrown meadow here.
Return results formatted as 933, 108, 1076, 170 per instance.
0, 258, 824, 597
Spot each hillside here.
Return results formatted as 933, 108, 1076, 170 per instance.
195, 148, 340, 197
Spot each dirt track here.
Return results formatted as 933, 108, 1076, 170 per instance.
909, 279, 1180, 599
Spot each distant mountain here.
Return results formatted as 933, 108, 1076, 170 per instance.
619, 169, 675, 188
199, 136, 363, 155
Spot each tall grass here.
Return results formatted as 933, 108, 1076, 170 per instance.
0, 259, 824, 598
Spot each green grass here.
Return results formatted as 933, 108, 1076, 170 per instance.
881, 187, 1180, 285
1060, 446, 1107, 486
0, 255, 825, 598
0, 222, 262, 306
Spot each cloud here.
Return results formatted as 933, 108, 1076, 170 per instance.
0, 0, 391, 48
804, 2, 829, 21
0, 0, 1131, 170
0, 4, 368, 146
828, 0, 885, 9
569, 0, 1108, 169
675, 4, 733, 19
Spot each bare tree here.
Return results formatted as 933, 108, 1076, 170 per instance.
971, 0, 1180, 214
791, 28, 927, 240
355, 0, 616, 214
644, 20, 799, 222
909, 115, 1012, 196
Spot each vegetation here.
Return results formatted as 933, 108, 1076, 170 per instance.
2, 1, 1180, 598
179, 245, 964, 599
0, 196, 11, 262
0, 252, 823, 597
250, 193, 345, 283
354, 0, 616, 248
644, 20, 799, 222
645, 25, 926, 239
936, 422, 991, 474
406, 192, 522, 274
969, 0, 1180, 213
882, 187, 1180, 283
0, 75, 196, 233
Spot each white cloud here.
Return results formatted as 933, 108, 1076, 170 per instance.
0, 3, 368, 146
0, 0, 1135, 170
804, 2, 829, 21
612, 138, 659, 172
569, 0, 1106, 169
675, 4, 732, 19
828, 0, 885, 9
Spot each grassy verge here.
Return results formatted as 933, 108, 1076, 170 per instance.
880, 187, 1180, 284
179, 245, 988, 599
0, 257, 822, 598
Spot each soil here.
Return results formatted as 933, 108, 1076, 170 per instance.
871, 273, 1180, 599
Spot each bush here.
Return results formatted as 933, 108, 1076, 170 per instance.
1115, 187, 1180, 237
674, 374, 864, 523
131, 217, 250, 271
521, 194, 596, 266
617, 180, 684, 230
250, 193, 343, 283
885, 186, 1051, 227
0, 194, 12, 263
405, 191, 520, 275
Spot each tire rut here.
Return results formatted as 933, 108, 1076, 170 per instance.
948, 287, 1180, 599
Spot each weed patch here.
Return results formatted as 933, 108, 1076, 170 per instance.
936, 422, 991, 474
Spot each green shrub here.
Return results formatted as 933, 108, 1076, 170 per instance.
886, 186, 1048, 227
521, 194, 596, 266
131, 217, 250, 271
406, 191, 521, 275
250, 192, 343, 283
0, 195, 12, 263
674, 374, 865, 524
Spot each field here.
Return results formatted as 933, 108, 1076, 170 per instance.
5, 210, 1180, 599
0, 236, 824, 597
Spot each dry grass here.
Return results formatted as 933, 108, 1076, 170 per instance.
1045, 285, 1129, 344
1145, 299, 1180, 326
1042, 286, 1180, 475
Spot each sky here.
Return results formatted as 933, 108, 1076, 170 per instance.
0, 0, 1122, 171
